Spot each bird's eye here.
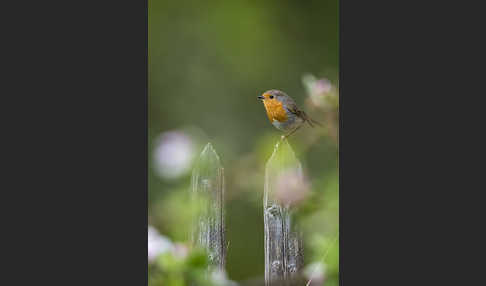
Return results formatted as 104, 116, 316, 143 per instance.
269, 95, 274, 99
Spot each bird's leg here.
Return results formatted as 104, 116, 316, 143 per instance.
282, 124, 303, 140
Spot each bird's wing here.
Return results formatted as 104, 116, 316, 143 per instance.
286, 100, 306, 118
285, 100, 323, 128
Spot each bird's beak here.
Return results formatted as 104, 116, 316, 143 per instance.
258, 95, 265, 100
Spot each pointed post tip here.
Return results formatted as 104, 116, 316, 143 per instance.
266, 138, 299, 171
202, 142, 214, 151
199, 142, 221, 165
201, 142, 217, 155
271, 137, 294, 155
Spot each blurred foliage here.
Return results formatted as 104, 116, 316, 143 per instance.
149, 247, 213, 286
149, 0, 338, 285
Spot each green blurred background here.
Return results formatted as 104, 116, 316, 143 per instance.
149, 0, 338, 285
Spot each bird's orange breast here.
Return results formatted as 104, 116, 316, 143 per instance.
263, 99, 288, 123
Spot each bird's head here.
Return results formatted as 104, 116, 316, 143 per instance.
257, 89, 289, 104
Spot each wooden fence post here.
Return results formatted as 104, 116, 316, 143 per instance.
190, 143, 226, 270
264, 139, 304, 285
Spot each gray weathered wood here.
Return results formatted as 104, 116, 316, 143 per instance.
191, 143, 226, 270
264, 139, 304, 286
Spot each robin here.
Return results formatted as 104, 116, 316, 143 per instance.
258, 89, 322, 139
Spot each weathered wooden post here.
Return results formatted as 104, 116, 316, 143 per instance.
190, 143, 226, 270
264, 139, 304, 286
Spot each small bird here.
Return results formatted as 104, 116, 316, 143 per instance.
258, 89, 322, 139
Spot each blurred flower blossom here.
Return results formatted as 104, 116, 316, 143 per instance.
313, 78, 332, 94
153, 130, 195, 179
302, 74, 338, 109
275, 168, 310, 207
304, 262, 327, 286
211, 269, 239, 286
172, 242, 189, 259
148, 225, 174, 263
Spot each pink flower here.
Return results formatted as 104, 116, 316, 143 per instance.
312, 79, 332, 95
274, 168, 310, 207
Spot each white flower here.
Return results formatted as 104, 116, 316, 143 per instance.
153, 130, 195, 179
148, 226, 173, 262
211, 269, 238, 286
